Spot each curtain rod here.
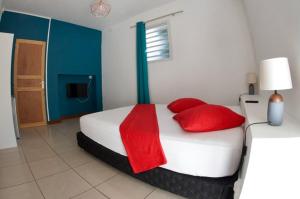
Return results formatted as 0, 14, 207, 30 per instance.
130, 10, 184, 29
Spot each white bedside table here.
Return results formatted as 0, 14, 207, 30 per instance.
235, 95, 300, 199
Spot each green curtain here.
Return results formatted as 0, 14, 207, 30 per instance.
136, 21, 150, 104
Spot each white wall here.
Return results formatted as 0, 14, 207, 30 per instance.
102, 0, 256, 110
0, 33, 17, 149
243, 0, 300, 121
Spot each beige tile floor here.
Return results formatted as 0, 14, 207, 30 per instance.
0, 119, 185, 199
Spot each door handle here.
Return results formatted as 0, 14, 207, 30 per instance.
41, 81, 45, 89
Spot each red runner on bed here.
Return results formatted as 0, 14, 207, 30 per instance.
119, 104, 167, 174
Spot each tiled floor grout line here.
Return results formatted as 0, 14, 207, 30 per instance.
0, 148, 27, 169
33, 167, 71, 181
68, 187, 94, 199
18, 133, 47, 199
144, 189, 156, 199
69, 177, 115, 199
93, 173, 119, 188
35, 127, 112, 199
0, 162, 26, 169
90, 172, 121, 199
2, 123, 161, 199
22, 154, 57, 165
56, 151, 111, 199
19, 139, 76, 180
13, 127, 99, 199
0, 160, 26, 169
0, 180, 35, 190
93, 188, 111, 199
41, 127, 157, 199
69, 164, 120, 198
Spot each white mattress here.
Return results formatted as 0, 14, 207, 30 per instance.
80, 104, 244, 178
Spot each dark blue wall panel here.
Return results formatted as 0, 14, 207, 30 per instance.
48, 20, 102, 121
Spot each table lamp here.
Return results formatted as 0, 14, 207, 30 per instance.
247, 73, 257, 95
260, 57, 293, 126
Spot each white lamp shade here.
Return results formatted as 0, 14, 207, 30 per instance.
247, 73, 257, 84
260, 57, 293, 90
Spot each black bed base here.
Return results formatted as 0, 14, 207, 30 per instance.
77, 132, 238, 199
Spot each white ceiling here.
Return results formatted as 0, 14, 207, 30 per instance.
3, 0, 176, 30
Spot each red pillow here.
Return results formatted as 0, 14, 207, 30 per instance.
173, 104, 245, 132
167, 98, 207, 113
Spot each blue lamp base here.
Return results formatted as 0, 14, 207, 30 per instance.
267, 91, 284, 126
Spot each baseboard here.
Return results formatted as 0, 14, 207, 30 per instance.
48, 112, 93, 124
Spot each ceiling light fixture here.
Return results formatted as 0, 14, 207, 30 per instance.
90, 0, 111, 17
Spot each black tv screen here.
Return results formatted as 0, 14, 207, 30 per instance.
67, 83, 88, 98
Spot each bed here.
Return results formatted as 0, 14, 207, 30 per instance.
77, 104, 244, 199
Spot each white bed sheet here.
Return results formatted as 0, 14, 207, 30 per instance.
80, 104, 244, 178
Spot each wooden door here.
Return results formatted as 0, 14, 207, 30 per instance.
14, 39, 47, 128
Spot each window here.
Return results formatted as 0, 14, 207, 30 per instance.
146, 23, 170, 62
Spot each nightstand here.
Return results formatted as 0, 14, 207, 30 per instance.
235, 95, 300, 199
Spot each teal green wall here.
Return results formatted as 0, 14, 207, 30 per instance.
0, 11, 49, 94
48, 20, 102, 120
0, 12, 102, 121
58, 75, 97, 117
0, 11, 49, 41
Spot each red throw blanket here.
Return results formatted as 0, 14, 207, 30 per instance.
119, 104, 167, 174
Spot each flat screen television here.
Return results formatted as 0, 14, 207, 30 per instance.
66, 83, 88, 98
